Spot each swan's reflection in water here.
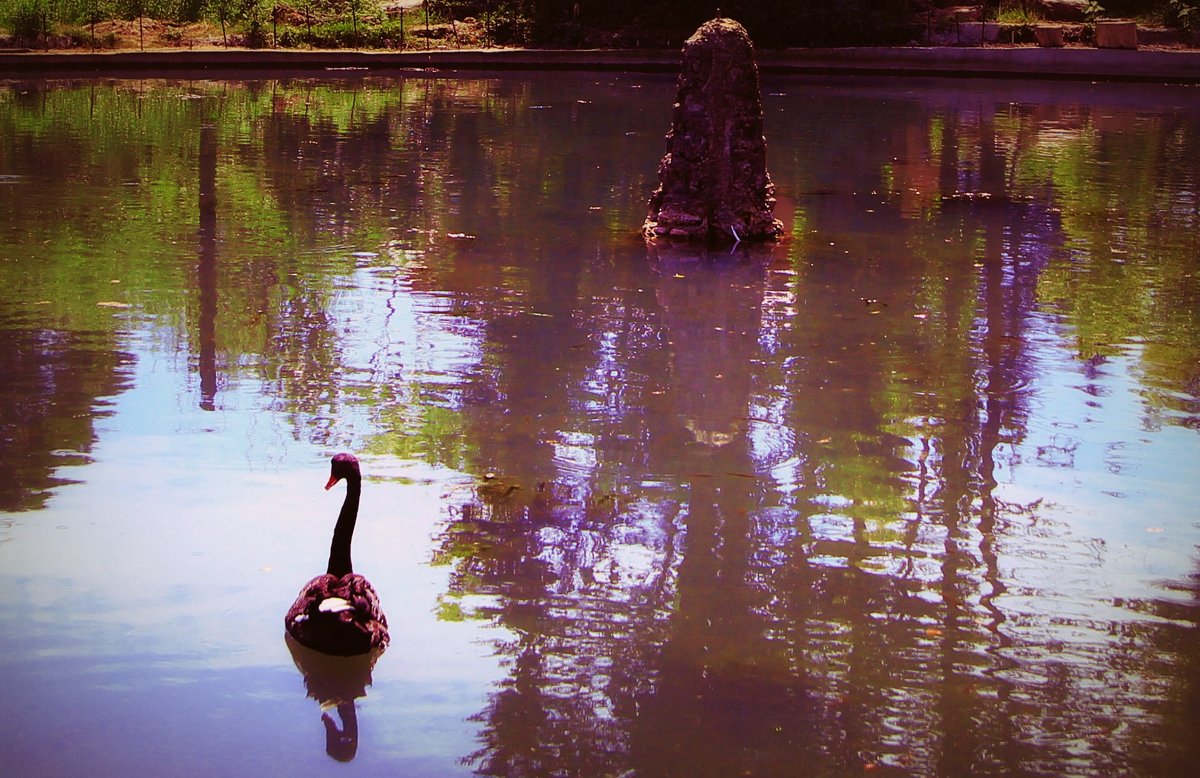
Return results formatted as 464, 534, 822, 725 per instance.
285, 633, 382, 762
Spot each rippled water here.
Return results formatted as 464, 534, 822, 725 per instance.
1, 72, 1198, 776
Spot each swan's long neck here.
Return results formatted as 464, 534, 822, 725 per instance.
326, 476, 361, 578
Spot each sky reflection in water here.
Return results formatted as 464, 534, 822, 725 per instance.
0, 72, 1198, 776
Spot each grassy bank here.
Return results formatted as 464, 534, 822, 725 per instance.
1, 0, 1198, 52
0, 0, 503, 51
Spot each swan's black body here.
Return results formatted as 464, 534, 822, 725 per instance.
285, 454, 389, 656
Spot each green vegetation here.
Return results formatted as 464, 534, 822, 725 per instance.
1, 0, 1197, 49
993, 4, 1045, 25
1167, 0, 1200, 29
988, 0, 1200, 28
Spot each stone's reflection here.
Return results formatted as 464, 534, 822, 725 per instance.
641, 245, 886, 775
285, 633, 380, 762
647, 242, 773, 449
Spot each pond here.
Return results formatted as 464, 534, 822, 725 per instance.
0, 70, 1198, 776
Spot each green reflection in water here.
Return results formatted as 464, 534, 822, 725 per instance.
0, 74, 1198, 776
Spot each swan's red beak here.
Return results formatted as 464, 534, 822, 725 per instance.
325, 475, 341, 491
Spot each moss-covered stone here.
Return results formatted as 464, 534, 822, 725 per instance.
644, 17, 782, 245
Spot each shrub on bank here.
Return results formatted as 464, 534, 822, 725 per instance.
3, 0, 48, 41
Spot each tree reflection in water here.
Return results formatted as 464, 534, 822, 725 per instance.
198, 122, 218, 411
437, 202, 1075, 774
0, 324, 132, 512
426, 88, 1197, 771
1, 75, 1197, 775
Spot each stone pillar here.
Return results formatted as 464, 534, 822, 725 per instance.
644, 18, 782, 245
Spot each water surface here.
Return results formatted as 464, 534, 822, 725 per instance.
1, 72, 1198, 776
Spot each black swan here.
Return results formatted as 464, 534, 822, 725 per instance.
285, 453, 389, 656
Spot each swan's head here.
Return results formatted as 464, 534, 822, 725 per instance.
325, 453, 361, 490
